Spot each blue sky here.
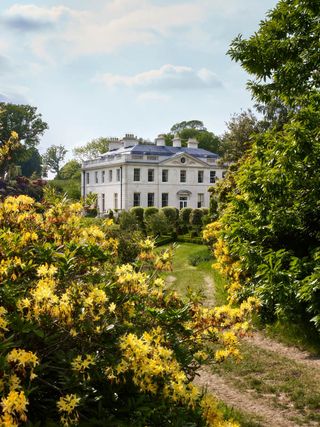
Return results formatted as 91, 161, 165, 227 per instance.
0, 0, 278, 157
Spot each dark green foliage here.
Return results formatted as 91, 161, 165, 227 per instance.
189, 209, 204, 228
143, 207, 159, 221
130, 207, 144, 225
161, 207, 179, 224
119, 210, 140, 232
179, 208, 192, 226
0, 102, 48, 147
17, 146, 42, 177
145, 211, 171, 237
42, 145, 67, 178
48, 179, 81, 200
59, 160, 81, 180
216, 0, 320, 331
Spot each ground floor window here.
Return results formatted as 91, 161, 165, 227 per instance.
162, 193, 168, 207
148, 193, 154, 207
114, 193, 118, 210
197, 193, 204, 208
179, 196, 188, 209
102, 193, 105, 212
133, 192, 140, 207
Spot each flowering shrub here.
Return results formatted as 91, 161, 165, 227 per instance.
0, 195, 256, 426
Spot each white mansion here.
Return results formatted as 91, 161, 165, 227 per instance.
81, 134, 226, 212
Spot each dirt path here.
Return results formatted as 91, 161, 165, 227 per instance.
195, 369, 305, 427
195, 273, 320, 427
243, 331, 320, 371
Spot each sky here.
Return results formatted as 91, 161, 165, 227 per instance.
0, 0, 278, 157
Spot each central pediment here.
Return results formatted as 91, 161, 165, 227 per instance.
159, 152, 209, 167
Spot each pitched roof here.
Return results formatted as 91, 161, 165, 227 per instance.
103, 144, 219, 159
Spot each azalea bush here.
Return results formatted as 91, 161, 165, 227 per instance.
0, 194, 257, 426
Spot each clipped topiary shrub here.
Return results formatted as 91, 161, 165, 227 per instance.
179, 207, 192, 226
130, 206, 144, 225
143, 206, 159, 221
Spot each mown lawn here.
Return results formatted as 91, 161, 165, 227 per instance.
159, 242, 227, 306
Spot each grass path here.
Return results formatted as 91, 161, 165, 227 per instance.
163, 243, 320, 427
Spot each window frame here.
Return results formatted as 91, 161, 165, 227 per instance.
198, 170, 204, 183
133, 168, 141, 182
161, 193, 168, 207
162, 169, 168, 182
148, 169, 154, 182
147, 192, 154, 207
180, 170, 186, 183
133, 192, 141, 207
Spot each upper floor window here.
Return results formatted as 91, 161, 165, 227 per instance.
148, 193, 154, 207
180, 170, 186, 183
116, 168, 121, 181
148, 169, 154, 182
210, 170, 216, 183
134, 168, 140, 181
162, 169, 168, 182
101, 170, 105, 183
132, 154, 143, 160
198, 170, 204, 183
147, 155, 158, 160
95, 171, 98, 184
86, 172, 90, 184
109, 170, 113, 182
133, 192, 140, 207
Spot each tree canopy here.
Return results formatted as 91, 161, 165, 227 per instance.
42, 145, 67, 178
73, 137, 109, 161
0, 103, 48, 147
207, 0, 320, 331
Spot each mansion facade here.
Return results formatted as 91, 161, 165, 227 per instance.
81, 134, 226, 212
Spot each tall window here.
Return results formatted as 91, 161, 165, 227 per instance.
101, 170, 105, 183
133, 168, 140, 182
116, 168, 121, 181
210, 171, 216, 183
197, 193, 204, 208
198, 170, 204, 183
162, 169, 168, 182
148, 193, 154, 207
161, 193, 168, 207
133, 193, 140, 207
109, 170, 113, 182
102, 193, 105, 212
148, 169, 154, 182
95, 171, 98, 184
179, 196, 188, 209
114, 193, 118, 209
180, 170, 186, 183
86, 173, 89, 184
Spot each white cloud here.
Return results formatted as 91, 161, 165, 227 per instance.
96, 64, 222, 91
2, 1, 205, 59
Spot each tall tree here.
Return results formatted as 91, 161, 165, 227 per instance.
220, 109, 261, 162
211, 0, 320, 329
167, 120, 221, 153
73, 137, 109, 161
0, 103, 48, 178
17, 147, 42, 178
42, 145, 67, 178
0, 103, 48, 147
59, 160, 81, 180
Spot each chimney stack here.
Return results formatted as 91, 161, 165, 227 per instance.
172, 135, 181, 148
108, 137, 121, 151
187, 138, 199, 149
123, 133, 137, 148
155, 134, 166, 146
